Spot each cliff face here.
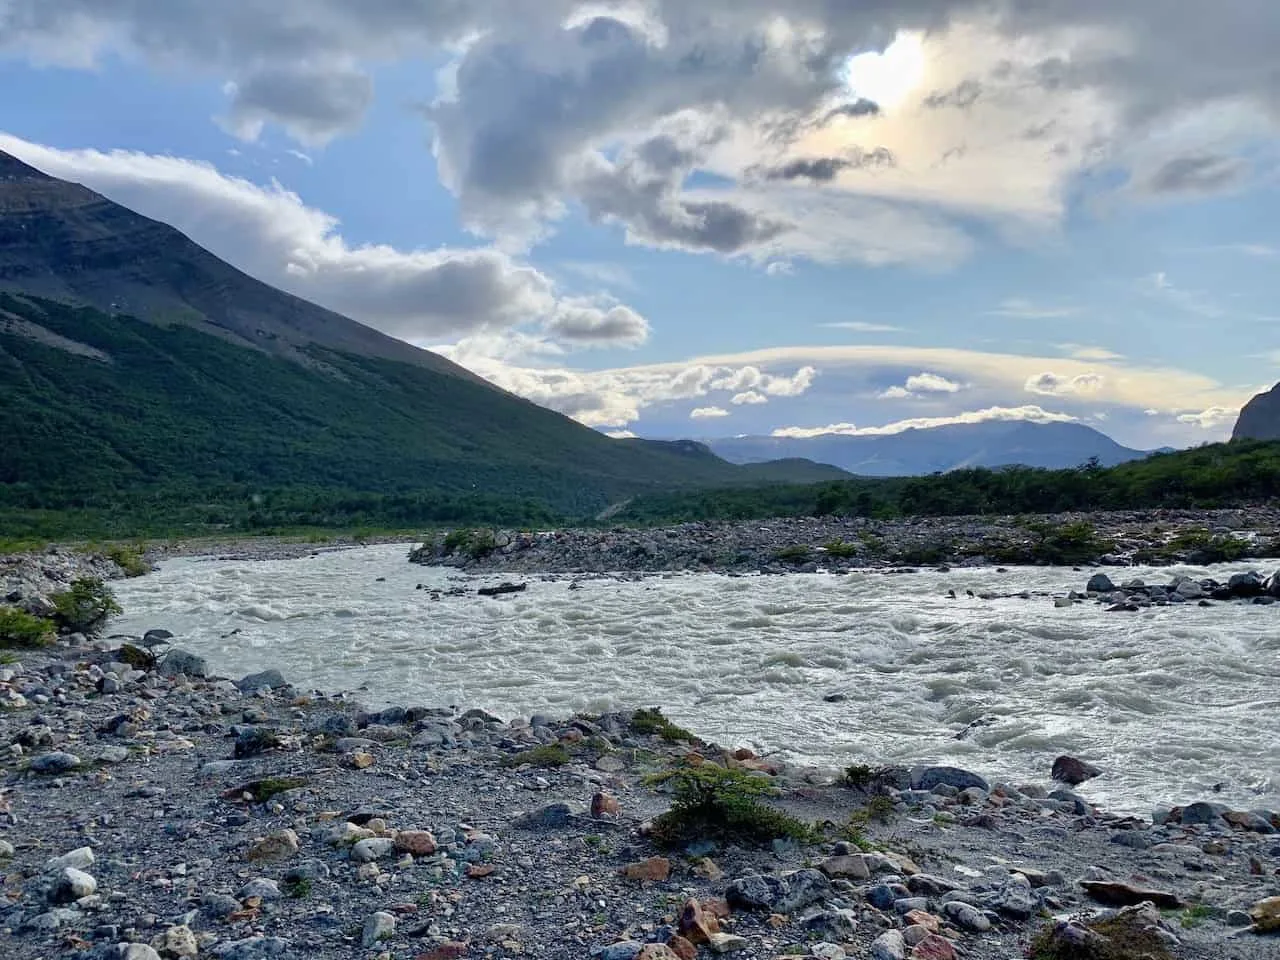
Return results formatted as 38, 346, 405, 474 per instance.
1233, 383, 1280, 441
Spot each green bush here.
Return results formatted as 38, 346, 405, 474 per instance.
823, 540, 859, 559
631, 707, 695, 742
650, 763, 818, 848
104, 543, 150, 578
1027, 912, 1173, 960
50, 578, 121, 635
774, 544, 812, 563
0, 606, 55, 648
503, 744, 571, 768
441, 528, 499, 560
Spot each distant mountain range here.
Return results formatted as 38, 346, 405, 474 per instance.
707, 420, 1157, 476
0, 149, 843, 531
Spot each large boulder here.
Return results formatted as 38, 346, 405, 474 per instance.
158, 649, 209, 678
1086, 573, 1115, 593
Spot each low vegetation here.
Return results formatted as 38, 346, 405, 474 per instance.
0, 606, 55, 648
50, 577, 121, 635
630, 707, 695, 743
502, 744, 571, 768
823, 539, 859, 558
102, 543, 150, 578
1027, 912, 1173, 960
649, 763, 818, 848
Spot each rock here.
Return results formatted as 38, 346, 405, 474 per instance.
31, 751, 82, 774
991, 873, 1036, 919
871, 930, 907, 960
117, 946, 164, 960
246, 829, 299, 862
151, 924, 199, 958
940, 901, 991, 932
867, 884, 910, 910
1079, 880, 1183, 909
910, 936, 957, 960
362, 911, 396, 947
0, 839, 12, 858
707, 933, 749, 954
394, 830, 437, 856
350, 837, 396, 863
45, 846, 95, 872
818, 854, 869, 880
1051, 755, 1101, 786
284, 859, 330, 883
236, 669, 287, 693
910, 765, 989, 793
1176, 579, 1205, 598
637, 947, 681, 960
1251, 896, 1280, 933
1087, 573, 1115, 593
51, 866, 97, 903
236, 878, 282, 901
726, 869, 831, 914
679, 899, 721, 944
594, 943, 642, 960
211, 936, 290, 959
233, 727, 282, 758
512, 801, 580, 830
621, 856, 671, 882
158, 649, 209, 678
1181, 801, 1227, 826
802, 909, 858, 940
478, 582, 526, 597
591, 791, 621, 818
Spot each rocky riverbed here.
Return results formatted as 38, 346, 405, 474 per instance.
0, 632, 1278, 960
408, 510, 1280, 577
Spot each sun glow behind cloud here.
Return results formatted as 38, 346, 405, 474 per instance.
842, 32, 926, 110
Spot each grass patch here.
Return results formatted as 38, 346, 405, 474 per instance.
773, 544, 812, 563
1178, 905, 1214, 930
0, 537, 48, 555
1134, 528, 1255, 565
0, 607, 55, 649
283, 877, 313, 899
823, 539, 859, 559
226, 777, 309, 804
631, 707, 695, 742
441, 528, 499, 560
1027, 912, 1174, 960
835, 817, 876, 852
648, 763, 818, 848
503, 743, 571, 768
103, 543, 150, 578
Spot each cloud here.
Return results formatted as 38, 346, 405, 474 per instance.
0, 134, 649, 347
989, 298, 1078, 320
760, 147, 896, 182
1176, 406, 1239, 429
605, 430, 637, 439
1025, 371, 1105, 396
221, 64, 373, 146
732, 390, 769, 406
878, 371, 962, 399
772, 405, 1080, 439
1142, 153, 1251, 196
690, 406, 730, 419
1056, 344, 1125, 362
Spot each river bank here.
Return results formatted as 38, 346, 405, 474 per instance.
0, 633, 1278, 960
408, 509, 1280, 576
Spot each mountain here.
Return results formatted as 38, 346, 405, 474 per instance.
0, 151, 842, 534
1232, 383, 1280, 441
707, 420, 1153, 476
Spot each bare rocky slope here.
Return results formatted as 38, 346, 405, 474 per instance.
1233, 383, 1280, 442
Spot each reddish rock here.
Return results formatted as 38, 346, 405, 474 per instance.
679, 899, 721, 944
416, 943, 468, 960
912, 935, 958, 960
591, 791, 621, 818
465, 864, 495, 879
904, 909, 941, 933
395, 831, 438, 857
1052, 755, 1102, 786
560, 728, 584, 743
621, 857, 671, 883
637, 946, 680, 960
666, 935, 697, 960
732, 747, 757, 761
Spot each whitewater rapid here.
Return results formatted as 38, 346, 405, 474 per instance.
112, 544, 1280, 815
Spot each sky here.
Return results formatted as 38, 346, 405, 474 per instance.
1, 1, 1277, 449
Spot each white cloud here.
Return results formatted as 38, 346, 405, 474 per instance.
1176, 406, 1239, 430
763, 365, 816, 397
690, 406, 730, 419
772, 405, 1079, 439
1025, 372, 1105, 396
605, 430, 637, 439
823, 321, 904, 333
878, 371, 962, 399
732, 390, 769, 406
990, 298, 1079, 320
0, 134, 648, 347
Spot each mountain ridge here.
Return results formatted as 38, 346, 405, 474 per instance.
1233, 382, 1280, 442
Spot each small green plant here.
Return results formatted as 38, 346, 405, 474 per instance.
0, 607, 55, 648
1178, 905, 1213, 930
283, 877, 313, 899
649, 763, 818, 848
503, 743, 571, 768
104, 543, 150, 578
835, 817, 875, 852
864, 795, 896, 822
823, 539, 859, 559
1027, 912, 1173, 960
50, 578, 121, 635
773, 544, 812, 563
631, 707, 695, 742
232, 777, 308, 803
441, 528, 498, 560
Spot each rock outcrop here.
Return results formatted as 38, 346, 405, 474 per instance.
1233, 382, 1280, 441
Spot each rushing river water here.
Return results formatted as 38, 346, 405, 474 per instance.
112, 544, 1280, 816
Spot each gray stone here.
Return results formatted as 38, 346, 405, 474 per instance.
1051, 755, 1102, 786
30, 751, 82, 774
727, 869, 832, 914
801, 908, 858, 940
1087, 573, 1115, 593
236, 878, 282, 901
116, 946, 163, 960
911, 765, 989, 793
942, 900, 992, 932
200, 894, 241, 919
870, 930, 906, 960
52, 867, 97, 903
512, 801, 581, 830
284, 859, 331, 883
362, 911, 396, 948
350, 837, 395, 863
592, 943, 642, 960
159, 649, 209, 678
1181, 801, 1227, 826
236, 670, 287, 693
45, 846, 95, 872
211, 937, 290, 959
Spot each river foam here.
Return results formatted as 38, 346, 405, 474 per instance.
112, 544, 1280, 815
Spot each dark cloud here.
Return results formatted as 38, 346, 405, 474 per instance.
762, 147, 896, 182
223, 64, 373, 144
825, 98, 882, 120
1144, 153, 1251, 195
923, 78, 983, 110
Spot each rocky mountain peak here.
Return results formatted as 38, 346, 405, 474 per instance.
0, 150, 52, 183
1232, 382, 1280, 441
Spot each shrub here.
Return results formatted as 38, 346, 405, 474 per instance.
649, 763, 818, 848
1027, 912, 1173, 960
631, 707, 695, 742
503, 744, 571, 768
104, 543, 150, 578
441, 528, 499, 560
774, 544, 812, 563
823, 539, 859, 559
0, 607, 55, 648
50, 578, 121, 635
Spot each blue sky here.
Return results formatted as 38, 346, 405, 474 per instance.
2, 1, 1277, 448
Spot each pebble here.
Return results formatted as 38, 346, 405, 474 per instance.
362, 911, 396, 947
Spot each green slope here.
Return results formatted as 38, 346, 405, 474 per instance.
0, 294, 841, 536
